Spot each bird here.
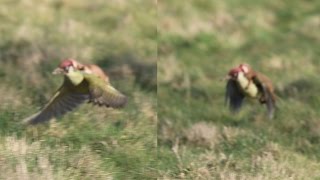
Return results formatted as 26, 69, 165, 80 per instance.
23, 59, 127, 125
224, 64, 276, 119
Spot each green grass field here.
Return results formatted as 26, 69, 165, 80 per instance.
0, 0, 156, 179
158, 0, 320, 179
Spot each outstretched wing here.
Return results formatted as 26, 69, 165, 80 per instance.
225, 80, 245, 112
265, 87, 276, 119
252, 75, 276, 119
23, 78, 89, 124
84, 74, 127, 108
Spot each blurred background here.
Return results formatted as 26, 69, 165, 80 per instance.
158, 0, 320, 179
0, 0, 156, 179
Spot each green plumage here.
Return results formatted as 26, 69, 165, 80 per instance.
82, 72, 128, 108
23, 69, 127, 124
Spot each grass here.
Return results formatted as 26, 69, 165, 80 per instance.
0, 0, 156, 179
158, 0, 320, 179
2, 0, 320, 179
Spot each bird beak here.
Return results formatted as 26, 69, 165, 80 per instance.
52, 68, 64, 75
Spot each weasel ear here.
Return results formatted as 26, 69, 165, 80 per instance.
240, 64, 249, 74
71, 60, 85, 70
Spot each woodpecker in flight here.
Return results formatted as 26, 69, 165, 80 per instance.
23, 59, 127, 124
224, 64, 276, 119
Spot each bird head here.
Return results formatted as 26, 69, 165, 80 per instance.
52, 59, 76, 75
227, 67, 242, 80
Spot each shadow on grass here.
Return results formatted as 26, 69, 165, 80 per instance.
0, 39, 60, 65
277, 78, 320, 103
95, 53, 156, 91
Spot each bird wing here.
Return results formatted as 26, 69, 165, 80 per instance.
23, 78, 89, 124
225, 79, 245, 112
252, 75, 276, 119
264, 86, 276, 119
84, 74, 127, 108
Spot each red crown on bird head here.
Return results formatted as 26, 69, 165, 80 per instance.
59, 59, 75, 68
228, 67, 241, 76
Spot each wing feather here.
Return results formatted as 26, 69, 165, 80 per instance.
225, 80, 245, 112
23, 79, 89, 125
252, 75, 276, 119
262, 85, 276, 119
90, 84, 127, 108
84, 74, 127, 108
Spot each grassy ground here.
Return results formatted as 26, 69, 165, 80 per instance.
3, 0, 320, 179
0, 0, 156, 179
158, 0, 320, 179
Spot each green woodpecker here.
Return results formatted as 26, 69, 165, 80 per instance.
23, 60, 127, 124
225, 64, 276, 119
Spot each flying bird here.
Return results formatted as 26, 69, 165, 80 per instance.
23, 59, 127, 124
224, 64, 276, 119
